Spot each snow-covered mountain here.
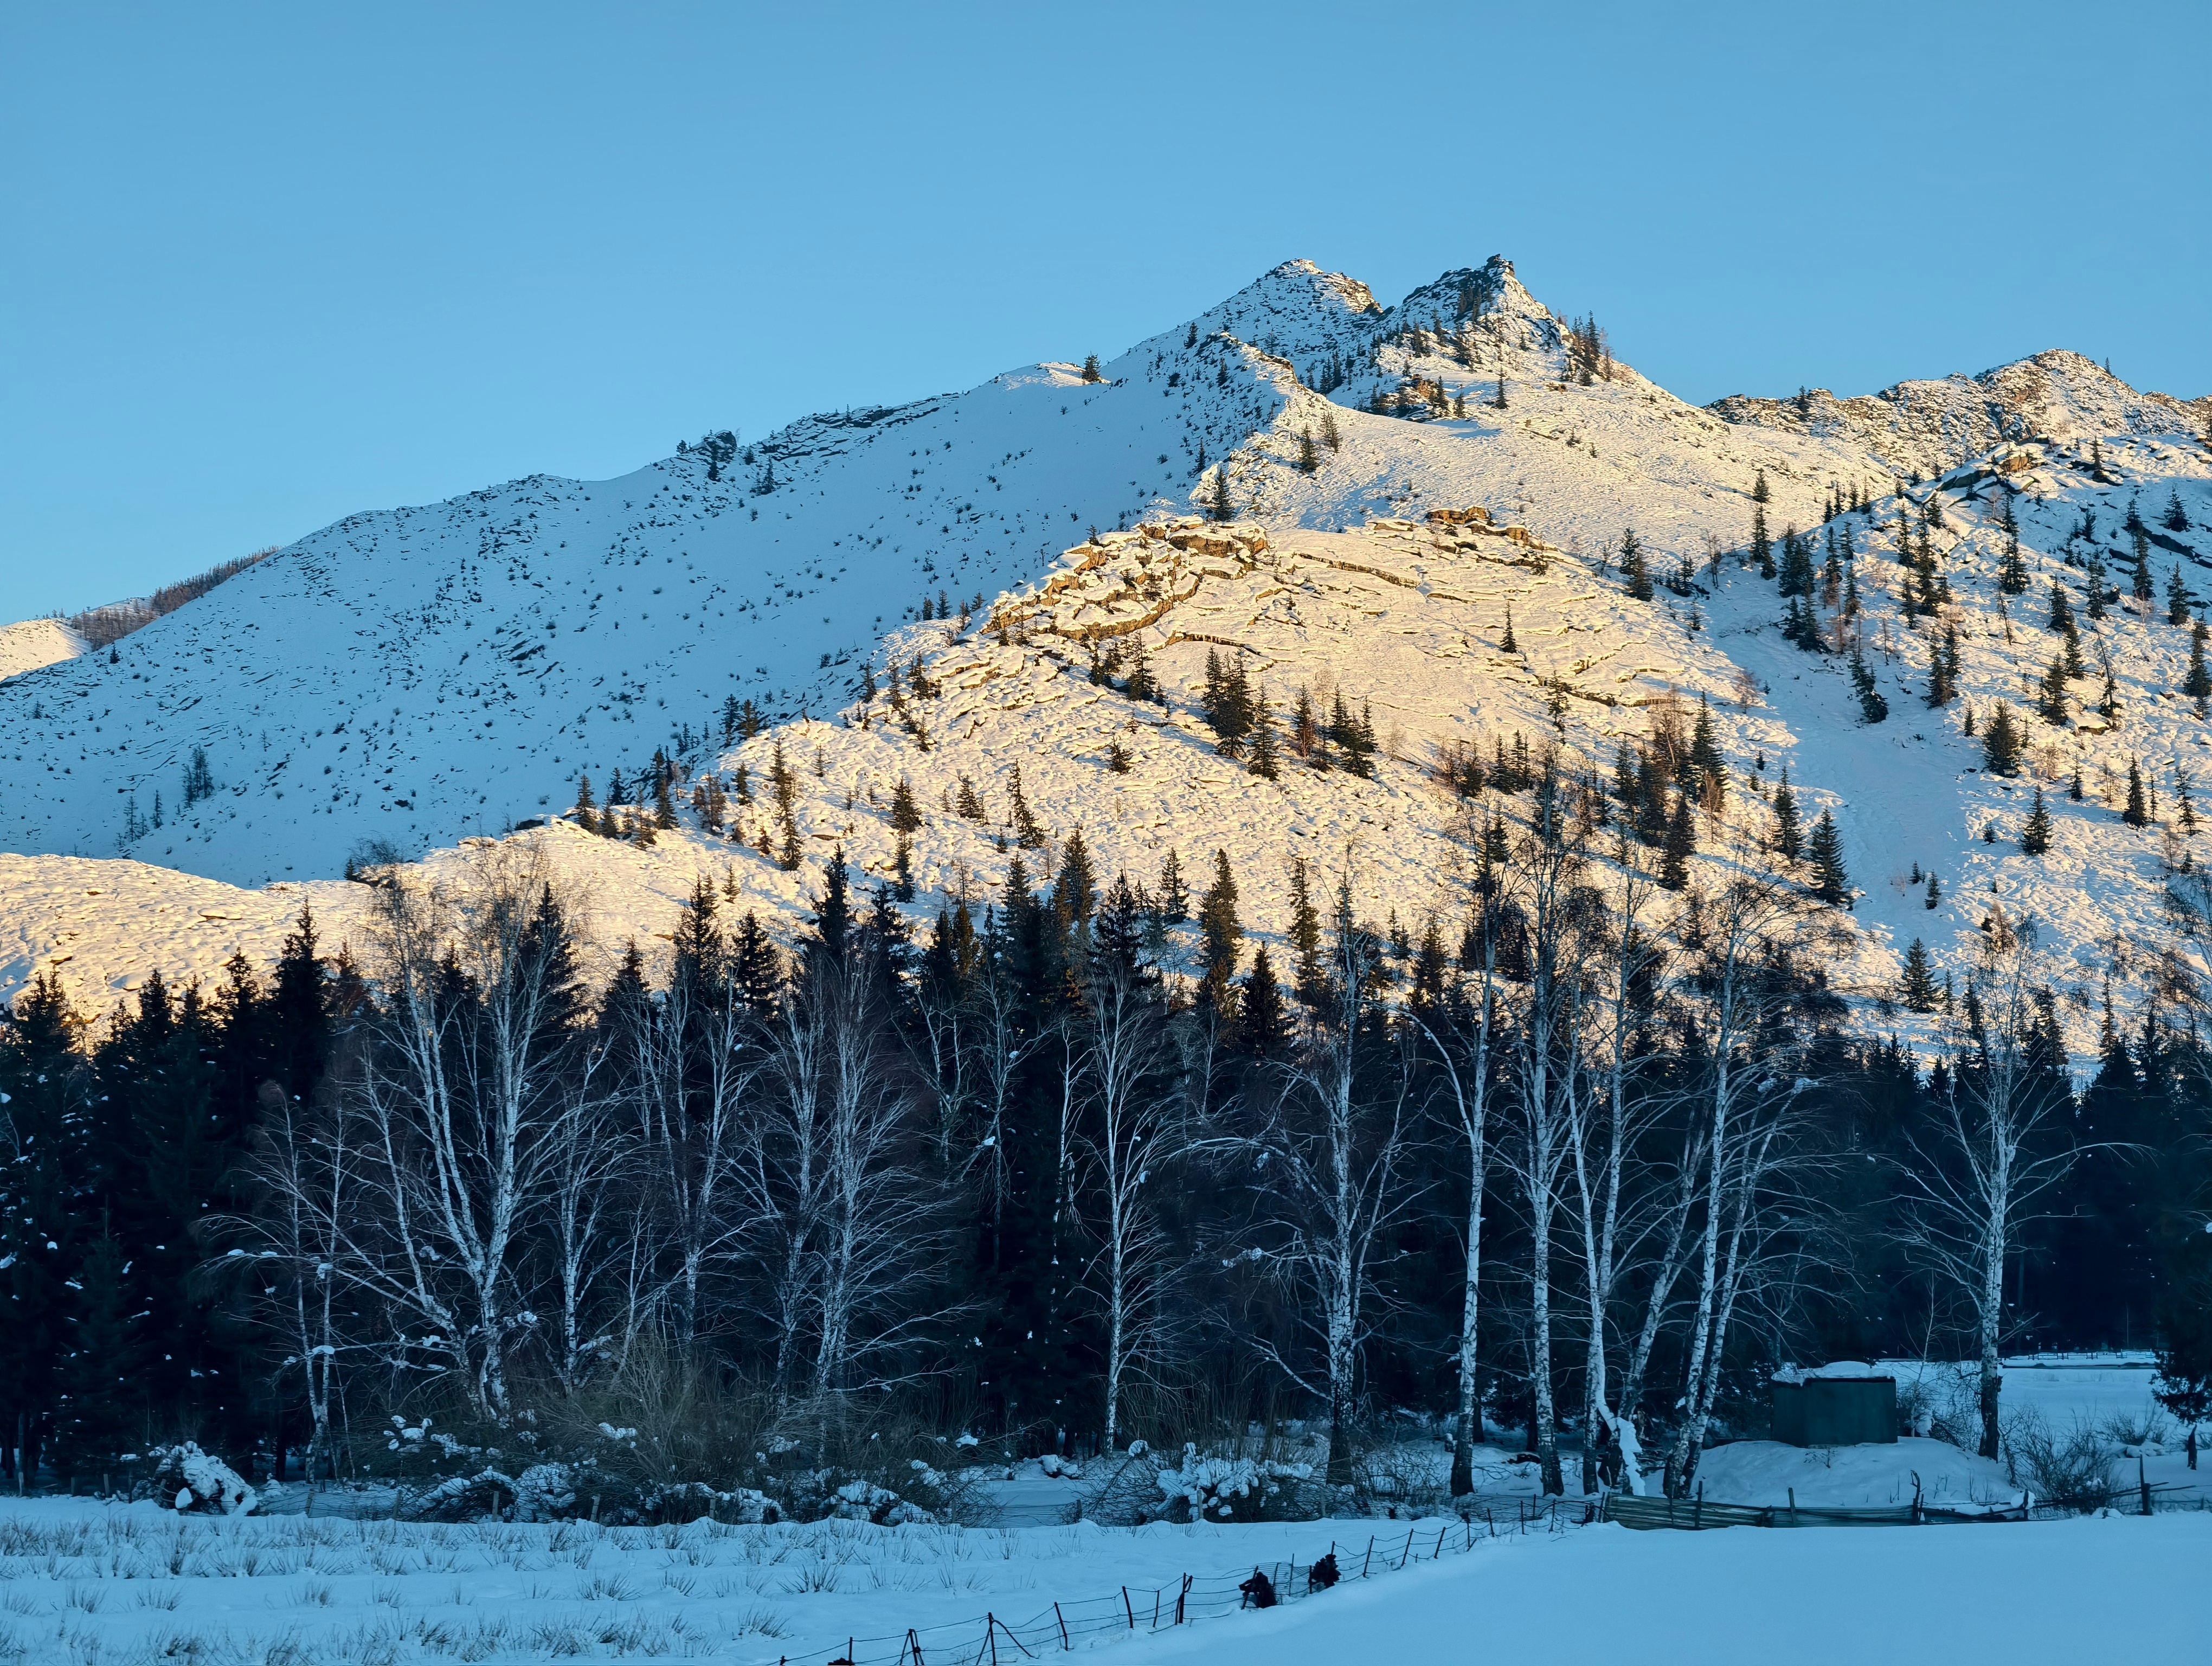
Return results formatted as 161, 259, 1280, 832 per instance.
5, 253, 2210, 1059
0, 618, 86, 684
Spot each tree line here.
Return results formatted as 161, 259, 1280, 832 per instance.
5, 760, 2209, 1503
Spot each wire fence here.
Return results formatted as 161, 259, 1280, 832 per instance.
770, 1495, 1591, 1666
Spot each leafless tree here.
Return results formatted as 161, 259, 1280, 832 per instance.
1896, 927, 2079, 1458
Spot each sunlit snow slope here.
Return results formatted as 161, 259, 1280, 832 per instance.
5, 254, 2211, 1056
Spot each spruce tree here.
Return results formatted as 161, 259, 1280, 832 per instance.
1997, 498, 2029, 594
1288, 856, 1323, 997
1082, 354, 1102, 383
1752, 467, 1771, 505
1925, 872, 1941, 909
1056, 828, 1098, 925
1197, 850, 1242, 1013
1621, 528, 1653, 601
2125, 757, 2149, 826
1298, 428, 1319, 474
1107, 737, 1133, 773
1210, 466, 1234, 523
2037, 656, 2069, 726
2168, 564, 2191, 627
2133, 529, 2155, 603
1158, 848, 1190, 921
1772, 766, 1803, 860
1660, 790, 1695, 890
1007, 762, 1047, 848
1900, 939, 1939, 1011
1982, 701, 2024, 775
1808, 809, 1850, 905
1500, 603, 1518, 653
1751, 501, 1774, 579
889, 774, 923, 833
2189, 621, 2211, 717
955, 774, 987, 819
573, 772, 597, 834
1247, 699, 1281, 779
1236, 946, 1291, 1061
2022, 784, 2053, 855
1850, 649, 1889, 723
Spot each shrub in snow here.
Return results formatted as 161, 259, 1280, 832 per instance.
510, 1463, 578, 1522
1037, 1453, 1083, 1479
151, 1444, 257, 1516
1155, 1446, 1315, 1523
832, 1477, 935, 1525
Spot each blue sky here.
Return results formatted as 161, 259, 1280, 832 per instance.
4, 1, 2205, 618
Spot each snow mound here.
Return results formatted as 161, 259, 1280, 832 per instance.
151, 1443, 258, 1515
1694, 1437, 2022, 1511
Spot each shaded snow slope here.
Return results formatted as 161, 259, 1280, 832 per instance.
0, 618, 87, 683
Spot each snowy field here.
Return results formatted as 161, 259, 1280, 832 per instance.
1, 1494, 2204, 1665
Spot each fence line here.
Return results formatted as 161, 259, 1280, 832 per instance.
772, 1495, 1594, 1666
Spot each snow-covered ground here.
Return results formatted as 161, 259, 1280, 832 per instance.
1, 1492, 2203, 1665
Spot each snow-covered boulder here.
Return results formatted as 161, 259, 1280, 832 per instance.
152, 1444, 257, 1516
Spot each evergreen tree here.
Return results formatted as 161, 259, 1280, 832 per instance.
573, 772, 597, 834
2168, 564, 2191, 627
1157, 848, 1189, 922
1500, 603, 1518, 653
1900, 939, 1940, 1011
1235, 946, 1291, 1061
2036, 656, 2069, 726
889, 774, 923, 834
1751, 500, 1774, 579
1082, 354, 1101, 382
1197, 850, 1242, 1014
1246, 697, 1281, 779
1850, 649, 1889, 723
1106, 737, 1133, 773
1925, 872, 1941, 909
1210, 466, 1234, 523
1056, 828, 1098, 926
2124, 757, 2150, 826
2188, 620, 2210, 717
1752, 467, 1771, 505
2133, 528, 2155, 603
1997, 498, 2029, 594
1808, 809, 1850, 905
1007, 762, 1047, 849
1621, 528, 1652, 601
1287, 856, 1322, 997
1982, 701, 2024, 775
955, 774, 987, 819
2021, 784, 2053, 855
1660, 789, 1695, 890
1772, 766, 1803, 861
1298, 428, 1318, 474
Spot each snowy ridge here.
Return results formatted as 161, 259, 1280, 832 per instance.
5, 253, 2212, 1062
0, 618, 87, 683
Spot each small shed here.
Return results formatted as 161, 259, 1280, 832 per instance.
1771, 1363, 1896, 1446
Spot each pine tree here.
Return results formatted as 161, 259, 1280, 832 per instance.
1210, 466, 1234, 523
1500, 603, 1519, 653
2124, 757, 2150, 826
1752, 467, 1771, 505
1007, 762, 1047, 848
1236, 946, 1290, 1061
1158, 848, 1190, 922
2021, 784, 2053, 855
1982, 701, 2024, 775
1493, 376, 1508, 409
1851, 649, 1889, 723
889, 774, 923, 833
1772, 766, 1803, 860
2133, 529, 2155, 603
1751, 500, 1773, 579
955, 774, 987, 819
1901, 939, 1939, 1011
2189, 621, 2211, 717
1287, 856, 1322, 996
1082, 354, 1102, 383
1621, 528, 1653, 601
1321, 408, 1341, 452
573, 772, 597, 834
1056, 828, 1098, 925
1925, 872, 1941, 909
1660, 790, 1695, 890
2037, 656, 2069, 726
2169, 564, 2192, 627
1997, 498, 2029, 594
1197, 850, 1242, 1013
892, 834, 914, 901
1808, 809, 1850, 906
1106, 737, 1133, 773
1247, 698, 1281, 779
1298, 428, 1318, 474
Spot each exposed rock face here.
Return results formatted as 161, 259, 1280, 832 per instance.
1707, 349, 2207, 478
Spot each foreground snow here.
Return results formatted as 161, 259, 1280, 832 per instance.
1, 1494, 2203, 1665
